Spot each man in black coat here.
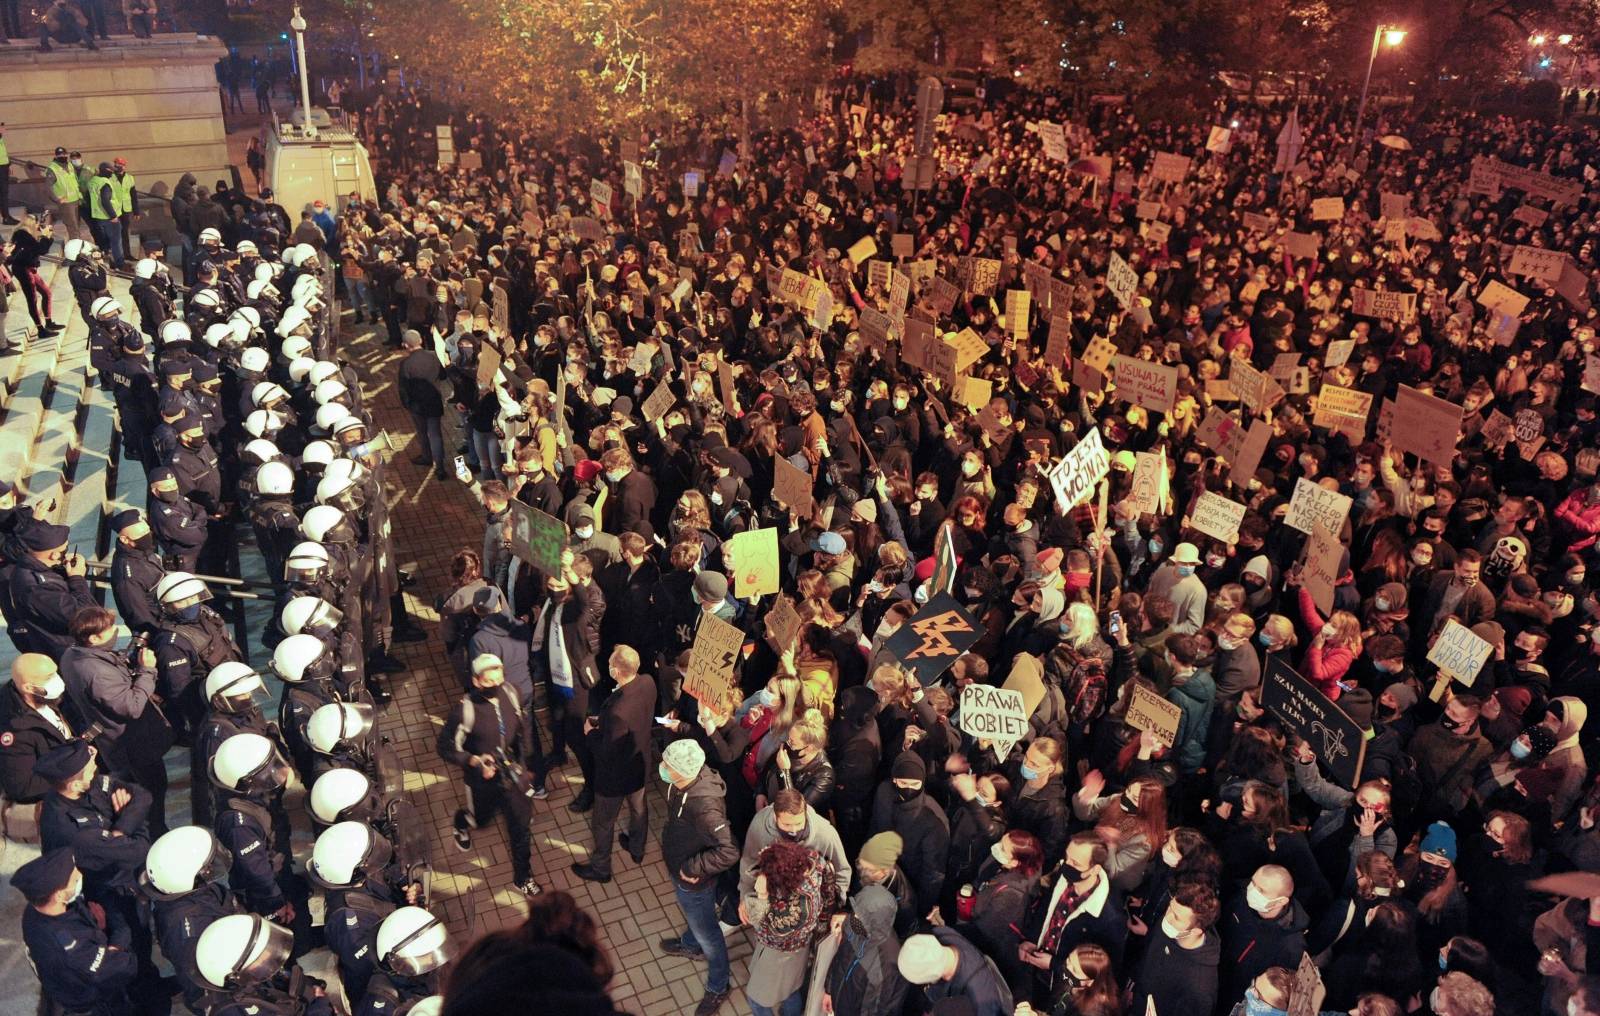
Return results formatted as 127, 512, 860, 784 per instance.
0, 654, 83, 804
658, 738, 741, 1015
531, 555, 606, 803
108, 509, 163, 635
599, 447, 658, 537
868, 751, 951, 919
4, 523, 94, 661
397, 328, 447, 480
573, 645, 655, 883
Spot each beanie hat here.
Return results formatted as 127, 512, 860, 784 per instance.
1420, 821, 1458, 863
1520, 724, 1558, 760
1384, 682, 1419, 714
1340, 687, 1374, 730
858, 831, 903, 869
662, 739, 706, 778
897, 934, 949, 985
692, 570, 729, 603
891, 751, 926, 782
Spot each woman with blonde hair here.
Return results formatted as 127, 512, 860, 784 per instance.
1297, 587, 1363, 699
739, 673, 803, 792
760, 707, 834, 813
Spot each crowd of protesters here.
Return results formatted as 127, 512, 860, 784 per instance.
6, 63, 1600, 1016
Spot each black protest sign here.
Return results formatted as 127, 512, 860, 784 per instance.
1261, 656, 1366, 788
884, 592, 986, 686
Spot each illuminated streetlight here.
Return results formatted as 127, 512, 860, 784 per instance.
1383, 29, 1407, 46
1559, 34, 1574, 45
1353, 24, 1406, 154
1531, 33, 1547, 45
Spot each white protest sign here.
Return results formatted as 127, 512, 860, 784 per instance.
1190, 491, 1247, 543
1508, 245, 1566, 285
1427, 619, 1492, 687
959, 684, 1030, 758
1110, 355, 1179, 414
1284, 478, 1352, 536
1048, 428, 1111, 512
1106, 251, 1138, 311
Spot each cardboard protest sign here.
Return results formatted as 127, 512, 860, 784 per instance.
927, 276, 961, 316
1242, 211, 1273, 233
1206, 378, 1238, 402
1288, 952, 1324, 1016
884, 592, 986, 686
1106, 252, 1139, 311
1135, 200, 1164, 221
1376, 398, 1396, 444
1036, 121, 1070, 161
641, 381, 676, 423
1512, 204, 1549, 227
1111, 355, 1179, 414
1351, 288, 1416, 321
1128, 449, 1169, 516
1072, 360, 1106, 393
947, 328, 989, 373
1082, 335, 1118, 374
1195, 407, 1238, 452
1480, 409, 1515, 450
765, 594, 803, 650
1584, 355, 1600, 395
1127, 683, 1183, 747
682, 170, 700, 197
1002, 655, 1048, 721
1391, 385, 1464, 465
623, 160, 642, 199
858, 307, 892, 348
589, 179, 613, 212
1477, 279, 1530, 318
1558, 260, 1593, 312
1285, 478, 1353, 536
476, 339, 503, 390
506, 502, 566, 575
1300, 520, 1342, 615
685, 611, 744, 713
1206, 126, 1232, 154
1048, 428, 1111, 512
1005, 290, 1031, 338
955, 376, 993, 412
1324, 339, 1356, 369
1228, 419, 1272, 488
1190, 491, 1247, 543
1509, 245, 1566, 285
1282, 232, 1320, 260
1230, 359, 1285, 412
1044, 317, 1073, 368
886, 232, 915, 259
1145, 221, 1172, 246
570, 216, 605, 242
1514, 408, 1544, 442
901, 317, 935, 369
969, 258, 1002, 297
1380, 192, 1410, 219
847, 235, 879, 265
1427, 618, 1492, 688
960, 684, 1030, 757
726, 527, 781, 599
865, 259, 891, 292
772, 455, 815, 515
1150, 152, 1191, 183
1310, 196, 1345, 221
717, 148, 738, 176
1311, 384, 1373, 441
1262, 656, 1366, 787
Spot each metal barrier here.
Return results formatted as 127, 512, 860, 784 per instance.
81, 560, 277, 665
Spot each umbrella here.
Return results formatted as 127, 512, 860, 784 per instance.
1069, 156, 1113, 180
1378, 135, 1413, 151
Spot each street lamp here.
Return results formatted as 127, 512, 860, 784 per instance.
1531, 34, 1548, 46
1353, 24, 1405, 153
290, 5, 317, 139
1559, 34, 1574, 46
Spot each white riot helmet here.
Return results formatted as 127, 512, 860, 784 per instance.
190, 288, 221, 310
313, 378, 349, 406
271, 633, 334, 685
308, 768, 376, 826
281, 594, 342, 638
277, 306, 311, 338
159, 320, 192, 346
316, 462, 368, 513
209, 732, 291, 794
314, 403, 351, 434
205, 662, 267, 714
246, 278, 278, 303
307, 361, 343, 387
140, 826, 232, 900
376, 907, 453, 977
232, 306, 262, 330
330, 416, 368, 448
299, 504, 353, 544
238, 347, 271, 375
292, 274, 322, 301
251, 381, 289, 409
244, 409, 286, 440
282, 545, 333, 589
198, 227, 223, 245
308, 821, 392, 890
236, 240, 258, 256
254, 262, 275, 284
279, 335, 313, 363
242, 438, 283, 467
306, 701, 376, 755
407, 999, 444, 1016
64, 238, 86, 262
287, 356, 318, 384
203, 322, 233, 349
291, 243, 319, 268
195, 914, 294, 991
134, 257, 159, 279
254, 460, 294, 497
300, 440, 338, 472
90, 296, 121, 319
154, 572, 211, 613
295, 291, 326, 315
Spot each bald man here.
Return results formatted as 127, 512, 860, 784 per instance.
1219, 864, 1308, 1012
0, 654, 83, 803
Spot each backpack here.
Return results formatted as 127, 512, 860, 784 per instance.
1062, 655, 1109, 728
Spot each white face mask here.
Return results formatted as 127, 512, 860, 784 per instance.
574, 526, 594, 540
1160, 916, 1187, 942
990, 841, 1011, 866
1161, 845, 1182, 868
1245, 884, 1279, 915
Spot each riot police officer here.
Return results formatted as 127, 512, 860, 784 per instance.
310, 821, 425, 1004
108, 508, 163, 635
148, 467, 207, 572
17, 847, 139, 1015
194, 914, 333, 1016
193, 661, 280, 828
131, 256, 175, 340
106, 328, 158, 466
140, 825, 243, 1011
250, 461, 303, 588
152, 571, 242, 748
272, 633, 348, 779
306, 700, 393, 787
357, 906, 452, 1016
210, 733, 299, 923
66, 238, 110, 318
88, 295, 136, 389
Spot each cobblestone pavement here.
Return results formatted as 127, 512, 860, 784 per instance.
342, 319, 758, 1015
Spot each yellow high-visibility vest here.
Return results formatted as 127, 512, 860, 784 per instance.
47, 161, 79, 203
89, 176, 116, 220
109, 172, 136, 215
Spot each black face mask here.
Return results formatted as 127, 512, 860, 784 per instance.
778, 822, 807, 843
1062, 862, 1090, 884
1417, 860, 1448, 888
180, 433, 205, 449
153, 488, 180, 504
896, 785, 922, 804
1118, 795, 1139, 814
130, 533, 156, 552
1440, 716, 1467, 733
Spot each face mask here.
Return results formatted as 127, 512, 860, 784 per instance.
1375, 597, 1391, 612
1412, 551, 1432, 566
1417, 860, 1448, 888
175, 604, 201, 623
154, 487, 180, 503
893, 399, 909, 411
130, 533, 155, 552
1245, 884, 1277, 914
1510, 739, 1532, 760
1148, 539, 1164, 555
962, 461, 980, 477
710, 490, 724, 506
1118, 794, 1139, 814
976, 792, 995, 808
990, 841, 1011, 865
35, 674, 66, 703
1439, 952, 1450, 972
658, 763, 674, 785
1206, 554, 1225, 569
1160, 917, 1187, 942
606, 470, 626, 484
573, 526, 595, 540
1176, 565, 1196, 578
66, 880, 83, 904
1063, 862, 1089, 884
1217, 635, 1239, 651
896, 785, 922, 803
1258, 632, 1273, 647
1440, 715, 1463, 732
779, 821, 807, 843
1019, 763, 1041, 781
1161, 845, 1182, 868
1243, 987, 1282, 1016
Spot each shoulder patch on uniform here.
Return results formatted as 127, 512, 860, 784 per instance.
1, 732, 13, 746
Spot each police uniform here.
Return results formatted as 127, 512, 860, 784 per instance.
190, 707, 276, 828
151, 880, 240, 1011
88, 317, 138, 388
69, 255, 110, 319
17, 848, 139, 1016
167, 436, 223, 516
108, 531, 164, 637
279, 676, 340, 782
149, 487, 208, 572
129, 274, 173, 342
248, 493, 302, 588
154, 596, 242, 743
325, 885, 396, 1004
214, 791, 294, 917
5, 523, 97, 661
106, 348, 158, 466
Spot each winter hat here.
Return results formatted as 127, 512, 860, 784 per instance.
1035, 547, 1063, 573
1340, 687, 1374, 730
692, 570, 728, 603
812, 531, 847, 556
1384, 682, 1419, 714
1171, 542, 1201, 565
1420, 821, 1458, 863
913, 556, 937, 583
858, 831, 903, 869
661, 739, 706, 778
852, 498, 878, 524
891, 751, 926, 783
1373, 582, 1408, 612
1519, 724, 1558, 760
897, 934, 950, 985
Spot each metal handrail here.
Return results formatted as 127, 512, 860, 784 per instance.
80, 560, 276, 665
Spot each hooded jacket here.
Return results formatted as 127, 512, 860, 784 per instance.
661, 766, 740, 884
868, 771, 951, 916
825, 885, 908, 1016
738, 802, 853, 908
1130, 919, 1221, 1016
917, 926, 1013, 1016
1167, 665, 1217, 772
